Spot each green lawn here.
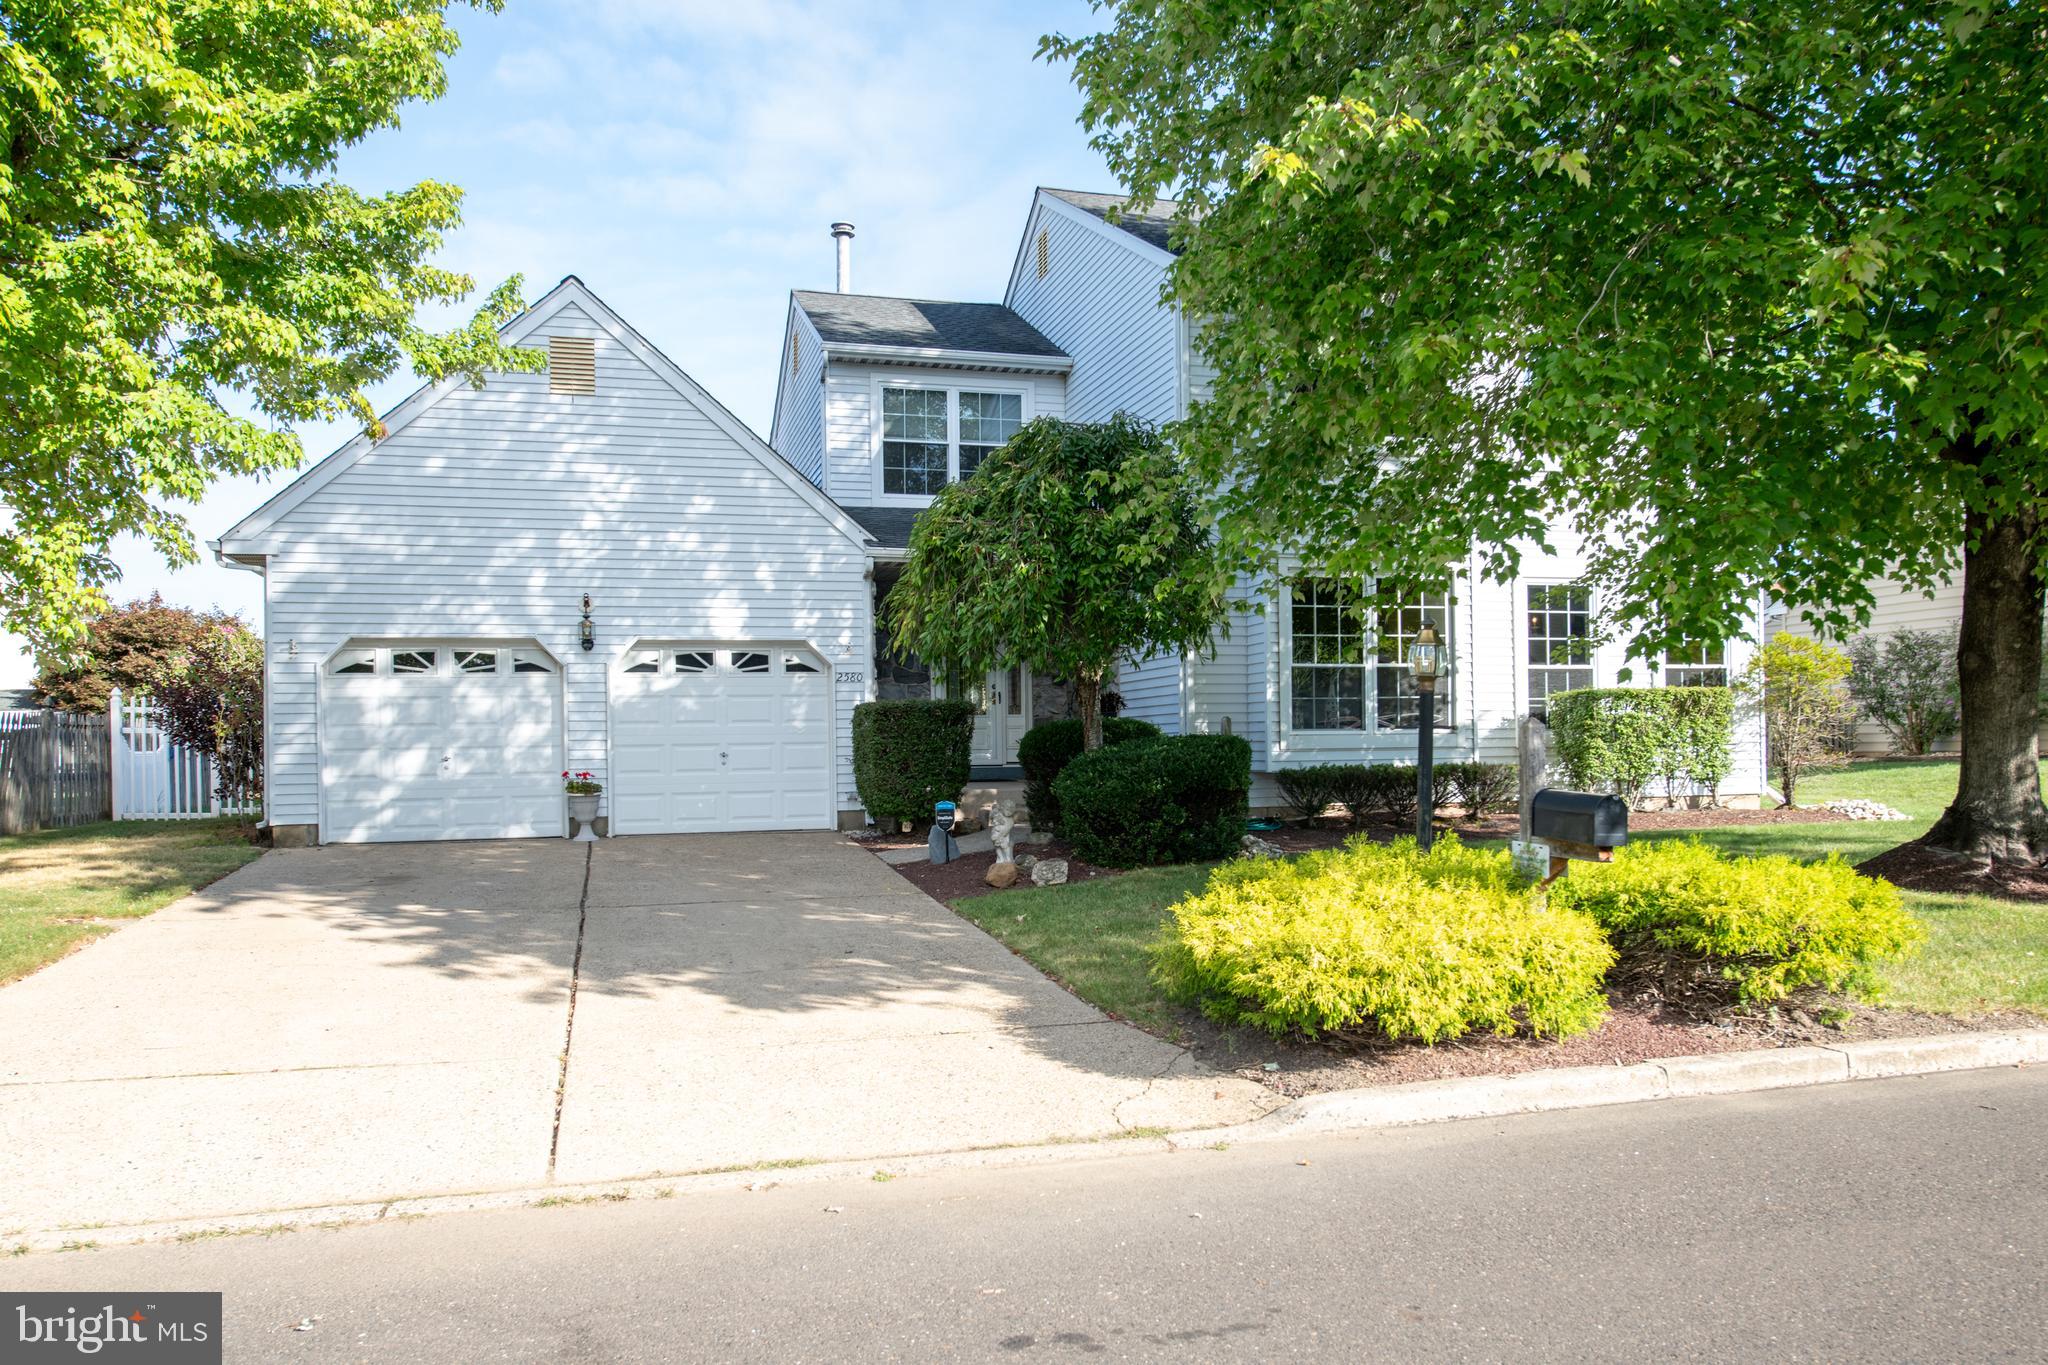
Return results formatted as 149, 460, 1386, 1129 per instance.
0, 818, 266, 985
957, 759, 2048, 1032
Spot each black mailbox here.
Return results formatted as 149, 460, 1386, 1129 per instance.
1530, 789, 1629, 852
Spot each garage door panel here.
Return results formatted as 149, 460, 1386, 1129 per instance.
321, 651, 564, 843
607, 645, 832, 836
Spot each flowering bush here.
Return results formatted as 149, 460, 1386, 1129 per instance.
562, 770, 601, 795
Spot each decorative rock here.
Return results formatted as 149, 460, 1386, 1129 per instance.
985, 861, 1021, 889
1029, 859, 1070, 887
1240, 833, 1285, 859
989, 800, 1018, 865
1821, 799, 1911, 822
1015, 852, 1038, 871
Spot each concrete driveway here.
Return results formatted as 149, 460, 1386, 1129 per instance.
0, 834, 1272, 1235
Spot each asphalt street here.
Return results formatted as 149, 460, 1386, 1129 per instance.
4, 1067, 2042, 1363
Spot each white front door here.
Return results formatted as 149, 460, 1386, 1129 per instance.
320, 643, 565, 843
968, 664, 1030, 767
608, 645, 833, 835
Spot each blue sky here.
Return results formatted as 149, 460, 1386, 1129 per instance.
4, 0, 1116, 686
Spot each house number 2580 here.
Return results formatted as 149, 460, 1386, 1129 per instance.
836, 671, 865, 685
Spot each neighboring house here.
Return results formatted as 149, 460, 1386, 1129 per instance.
221, 190, 1768, 847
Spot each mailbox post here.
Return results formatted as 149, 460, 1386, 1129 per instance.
1409, 620, 1445, 851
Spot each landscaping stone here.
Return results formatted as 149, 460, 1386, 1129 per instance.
1240, 833, 1285, 859
985, 861, 1020, 890
1015, 852, 1037, 871
1821, 799, 1911, 821
1030, 859, 1069, 887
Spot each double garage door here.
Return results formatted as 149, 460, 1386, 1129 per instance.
320, 639, 831, 843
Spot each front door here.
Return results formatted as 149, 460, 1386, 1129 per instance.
968, 664, 1030, 767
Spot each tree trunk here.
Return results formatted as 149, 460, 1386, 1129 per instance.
1922, 500, 2048, 862
1077, 671, 1104, 751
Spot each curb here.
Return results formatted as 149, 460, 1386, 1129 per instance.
1168, 1027, 2048, 1149
11, 1028, 2043, 1255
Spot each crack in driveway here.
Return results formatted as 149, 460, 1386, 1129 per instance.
547, 844, 595, 1179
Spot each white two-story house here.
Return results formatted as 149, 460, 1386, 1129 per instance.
215, 188, 1764, 846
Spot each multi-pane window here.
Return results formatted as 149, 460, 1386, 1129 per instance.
1527, 584, 1594, 712
1290, 579, 1368, 731
1373, 588, 1456, 730
1290, 579, 1456, 733
1663, 644, 1728, 687
958, 392, 1023, 478
881, 388, 949, 495
390, 649, 437, 675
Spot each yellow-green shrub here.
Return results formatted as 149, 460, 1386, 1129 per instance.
1151, 835, 1614, 1043
1549, 840, 1924, 1002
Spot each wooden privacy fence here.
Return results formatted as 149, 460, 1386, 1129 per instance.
108, 688, 261, 821
0, 708, 113, 835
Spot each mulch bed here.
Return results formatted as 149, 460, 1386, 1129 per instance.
887, 839, 1120, 902
1857, 840, 2048, 902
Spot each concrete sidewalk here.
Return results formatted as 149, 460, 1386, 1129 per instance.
0, 833, 1271, 1236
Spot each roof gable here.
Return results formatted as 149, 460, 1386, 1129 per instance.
791, 291, 1067, 360
1042, 188, 1183, 256
218, 277, 873, 553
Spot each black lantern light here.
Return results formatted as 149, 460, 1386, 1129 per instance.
579, 594, 594, 652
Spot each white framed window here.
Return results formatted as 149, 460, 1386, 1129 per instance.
332, 649, 377, 675
1527, 584, 1594, 712
958, 391, 1023, 478
881, 387, 950, 495
510, 651, 554, 674
390, 649, 438, 676
1287, 578, 1454, 734
673, 650, 715, 674
455, 649, 498, 674
1663, 644, 1728, 687
875, 380, 1031, 499
782, 651, 820, 673
330, 644, 558, 677
623, 649, 661, 674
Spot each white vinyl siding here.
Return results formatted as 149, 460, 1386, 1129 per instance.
1116, 650, 1183, 736
1005, 200, 1179, 424
822, 364, 1064, 506
245, 296, 871, 836
769, 304, 828, 486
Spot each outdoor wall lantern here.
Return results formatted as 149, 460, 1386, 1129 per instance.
1411, 619, 1446, 850
579, 594, 595, 652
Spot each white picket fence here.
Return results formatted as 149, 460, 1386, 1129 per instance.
108, 688, 260, 820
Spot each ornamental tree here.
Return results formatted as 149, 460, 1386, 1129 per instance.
0, 0, 542, 654
147, 619, 265, 804
1740, 636, 1855, 809
31, 594, 239, 714
1847, 628, 1962, 757
1048, 2, 2048, 861
885, 415, 1229, 751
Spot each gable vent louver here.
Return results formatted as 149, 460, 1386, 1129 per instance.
548, 335, 597, 395
1035, 228, 1050, 280
789, 328, 800, 377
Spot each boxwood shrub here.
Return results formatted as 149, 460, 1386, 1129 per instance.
851, 699, 975, 826
1052, 733, 1250, 867
1548, 840, 1925, 1003
1434, 761, 1518, 819
1016, 715, 1162, 828
1153, 835, 1613, 1042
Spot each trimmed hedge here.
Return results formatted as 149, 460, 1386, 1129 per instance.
1016, 715, 1162, 827
1273, 761, 1512, 824
1549, 840, 1925, 1003
1546, 686, 1735, 807
851, 699, 975, 826
1052, 733, 1250, 867
1153, 835, 1614, 1042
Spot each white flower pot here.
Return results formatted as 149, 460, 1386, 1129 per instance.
567, 793, 600, 840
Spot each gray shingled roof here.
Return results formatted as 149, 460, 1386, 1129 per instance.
840, 504, 923, 549
1043, 188, 1183, 254
793, 292, 1067, 359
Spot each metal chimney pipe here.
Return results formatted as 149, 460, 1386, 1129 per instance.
831, 222, 854, 293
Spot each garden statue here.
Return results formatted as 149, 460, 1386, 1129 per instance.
989, 800, 1018, 864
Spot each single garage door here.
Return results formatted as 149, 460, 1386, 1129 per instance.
321, 642, 565, 843
609, 644, 832, 835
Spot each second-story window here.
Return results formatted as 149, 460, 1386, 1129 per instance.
958, 392, 1023, 478
882, 388, 949, 495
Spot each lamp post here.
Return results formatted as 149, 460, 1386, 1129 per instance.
1410, 619, 1445, 850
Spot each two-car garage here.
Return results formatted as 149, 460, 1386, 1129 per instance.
318, 639, 834, 843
